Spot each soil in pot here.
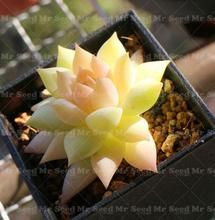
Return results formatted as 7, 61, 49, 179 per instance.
13, 34, 204, 219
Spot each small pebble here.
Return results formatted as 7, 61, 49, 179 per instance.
161, 134, 179, 157
164, 79, 174, 93
14, 112, 30, 124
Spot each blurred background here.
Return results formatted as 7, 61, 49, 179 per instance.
0, 0, 214, 219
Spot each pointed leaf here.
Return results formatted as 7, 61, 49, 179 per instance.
64, 128, 103, 166
31, 97, 55, 112
137, 60, 170, 82
40, 132, 66, 164
91, 136, 124, 188
72, 83, 93, 112
124, 79, 163, 115
52, 99, 86, 126
97, 32, 126, 68
114, 53, 136, 102
90, 78, 119, 110
91, 56, 109, 78
124, 134, 157, 172
124, 118, 150, 142
76, 69, 96, 88
115, 116, 150, 142
73, 45, 93, 74
86, 107, 122, 133
37, 67, 70, 96
57, 45, 75, 70
24, 131, 54, 154
61, 159, 96, 203
27, 103, 72, 131
57, 71, 74, 101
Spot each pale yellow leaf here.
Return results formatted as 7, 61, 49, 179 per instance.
124, 134, 157, 172
115, 115, 150, 142
91, 135, 124, 188
57, 45, 75, 70
113, 53, 136, 102
97, 32, 126, 69
26, 103, 72, 131
137, 60, 170, 82
64, 128, 103, 166
124, 79, 163, 115
37, 67, 70, 97
73, 44, 93, 74
31, 97, 55, 112
86, 107, 122, 133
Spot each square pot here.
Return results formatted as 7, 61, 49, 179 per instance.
0, 11, 215, 220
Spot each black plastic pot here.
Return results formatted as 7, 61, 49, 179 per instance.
0, 11, 215, 220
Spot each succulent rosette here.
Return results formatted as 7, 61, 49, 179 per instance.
25, 32, 170, 203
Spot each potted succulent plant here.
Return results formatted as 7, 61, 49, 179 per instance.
0, 11, 215, 220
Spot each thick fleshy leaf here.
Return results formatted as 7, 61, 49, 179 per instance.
31, 97, 55, 112
61, 159, 96, 203
73, 45, 93, 74
115, 115, 150, 142
86, 107, 122, 133
124, 134, 157, 172
37, 67, 70, 96
57, 71, 74, 101
52, 99, 86, 126
76, 69, 96, 88
57, 45, 75, 70
90, 78, 119, 110
124, 118, 150, 142
91, 136, 124, 188
40, 132, 66, 164
114, 53, 136, 102
137, 60, 170, 82
24, 131, 54, 154
72, 83, 93, 112
91, 56, 109, 78
64, 128, 103, 166
97, 32, 126, 69
124, 79, 163, 115
27, 103, 72, 131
